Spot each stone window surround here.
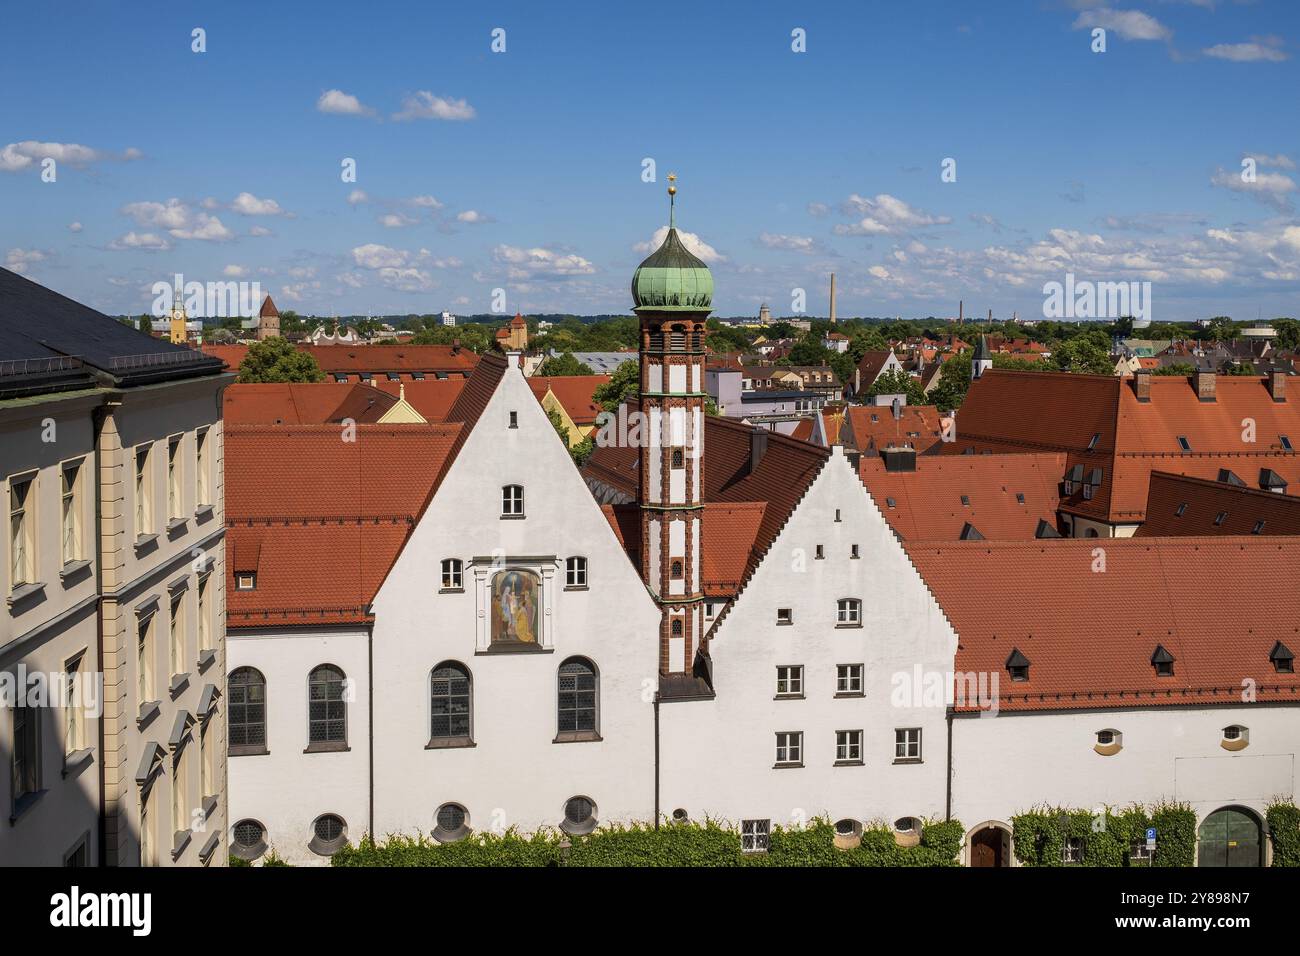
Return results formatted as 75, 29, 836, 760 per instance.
471, 555, 557, 653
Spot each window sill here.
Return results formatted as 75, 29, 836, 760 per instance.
304, 741, 351, 754
8, 788, 47, 825
229, 745, 269, 757
892, 757, 923, 765
834, 691, 866, 699
137, 700, 161, 729
194, 504, 215, 520
62, 748, 94, 778
438, 587, 465, 594
833, 759, 865, 768
198, 831, 220, 864
202, 795, 219, 820
134, 533, 159, 551
169, 672, 190, 698
426, 736, 476, 750
166, 518, 188, 539
476, 643, 553, 655
564, 585, 589, 591
59, 559, 93, 584
835, 623, 863, 629
775, 620, 793, 627
308, 838, 347, 857
772, 762, 804, 770
774, 693, 805, 701
197, 648, 218, 673
171, 829, 192, 861
6, 581, 46, 608
499, 514, 526, 520
553, 730, 602, 744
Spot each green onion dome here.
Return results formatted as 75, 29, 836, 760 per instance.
631, 227, 714, 312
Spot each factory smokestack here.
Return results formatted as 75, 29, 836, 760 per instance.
829, 272, 837, 324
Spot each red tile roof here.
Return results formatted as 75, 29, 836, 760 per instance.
907, 537, 1300, 712
1136, 471, 1300, 536
201, 343, 480, 377
222, 380, 467, 425
259, 295, 279, 318
860, 452, 1064, 540
527, 375, 611, 427
844, 404, 944, 453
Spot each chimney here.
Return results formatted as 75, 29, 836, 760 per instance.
1269, 370, 1287, 403
1133, 369, 1152, 402
829, 273, 837, 324
747, 427, 768, 475
1195, 369, 1216, 402
451, 337, 461, 354
880, 444, 917, 472
958, 300, 963, 325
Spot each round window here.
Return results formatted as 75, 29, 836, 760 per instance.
231, 819, 267, 860
309, 814, 347, 855
433, 803, 470, 842
561, 796, 597, 835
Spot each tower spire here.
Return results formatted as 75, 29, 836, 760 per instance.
667, 173, 677, 230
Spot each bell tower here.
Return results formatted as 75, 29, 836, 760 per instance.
632, 175, 713, 678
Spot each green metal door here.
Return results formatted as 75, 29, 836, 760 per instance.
1197, 809, 1262, 867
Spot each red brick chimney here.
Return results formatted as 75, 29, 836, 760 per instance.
1268, 370, 1287, 403
1133, 369, 1152, 403
1195, 369, 1216, 402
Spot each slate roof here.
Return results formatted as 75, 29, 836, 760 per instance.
0, 266, 224, 397
907, 537, 1300, 712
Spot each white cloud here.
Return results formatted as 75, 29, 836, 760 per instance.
1249, 153, 1296, 170
633, 226, 725, 263
1210, 166, 1296, 210
352, 243, 410, 269
0, 141, 142, 173
230, 192, 287, 216
1204, 40, 1288, 62
1071, 8, 1171, 42
120, 198, 233, 241
806, 202, 831, 218
758, 232, 820, 254
406, 195, 443, 208
108, 232, 171, 251
316, 89, 376, 116
249, 225, 274, 237
171, 216, 233, 241
379, 212, 418, 228
5, 248, 52, 273
833, 193, 951, 235
376, 267, 437, 292
393, 92, 476, 121
493, 244, 597, 278
456, 210, 493, 224
347, 189, 369, 206
223, 264, 247, 277
68, 221, 83, 233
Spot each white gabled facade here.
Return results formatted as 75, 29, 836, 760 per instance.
660, 446, 957, 830
369, 358, 661, 841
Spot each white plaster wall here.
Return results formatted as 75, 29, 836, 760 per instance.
226, 627, 370, 865
661, 447, 958, 827
370, 362, 661, 840
952, 704, 1299, 831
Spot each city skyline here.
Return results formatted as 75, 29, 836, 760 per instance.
3, 0, 1298, 321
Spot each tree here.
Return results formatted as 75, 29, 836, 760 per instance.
929, 352, 972, 412
1206, 316, 1239, 341
536, 352, 595, 376
867, 368, 926, 407
236, 337, 325, 383
1271, 318, 1300, 352
593, 360, 640, 410
1154, 362, 1196, 376
137, 314, 151, 334
1053, 334, 1113, 375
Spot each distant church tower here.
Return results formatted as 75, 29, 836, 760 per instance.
632, 174, 713, 684
168, 297, 188, 344
972, 334, 992, 380
257, 295, 281, 340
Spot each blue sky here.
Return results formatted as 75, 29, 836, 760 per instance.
2, 0, 1298, 321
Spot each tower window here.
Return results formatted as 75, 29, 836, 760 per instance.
670, 559, 683, 579
671, 619, 683, 637
671, 449, 684, 468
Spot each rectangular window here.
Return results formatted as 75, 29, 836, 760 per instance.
776, 608, 793, 626
170, 594, 185, 678
167, 435, 182, 520
61, 462, 83, 565
837, 599, 861, 626
440, 558, 463, 590
140, 790, 153, 866
138, 614, 155, 705
1063, 837, 1083, 864
64, 655, 86, 754
195, 428, 209, 507
895, 727, 922, 761
1177, 436, 1191, 452
775, 665, 803, 697
9, 474, 36, 586
197, 575, 211, 653
12, 703, 41, 803
200, 719, 214, 800
502, 485, 524, 516
836, 729, 863, 763
565, 556, 588, 588
741, 819, 770, 853
235, 573, 256, 591
775, 731, 803, 766
171, 746, 187, 844
135, 444, 153, 536
836, 663, 863, 695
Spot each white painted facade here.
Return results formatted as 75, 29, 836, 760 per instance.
226, 626, 370, 865
370, 360, 661, 841
660, 446, 957, 829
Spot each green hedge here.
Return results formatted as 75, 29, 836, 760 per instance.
330, 817, 964, 867
1011, 803, 1196, 867
1266, 802, 1300, 867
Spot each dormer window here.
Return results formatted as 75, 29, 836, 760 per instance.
1151, 644, 1175, 677
1271, 641, 1295, 674
960, 495, 970, 507
1005, 648, 1030, 682
235, 572, 256, 591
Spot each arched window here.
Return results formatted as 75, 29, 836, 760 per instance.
430, 662, 472, 745
228, 667, 267, 755
307, 665, 347, 750
557, 657, 598, 739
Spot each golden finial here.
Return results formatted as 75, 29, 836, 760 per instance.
667, 173, 677, 228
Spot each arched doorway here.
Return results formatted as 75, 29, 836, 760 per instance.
1197, 807, 1263, 867
969, 824, 1011, 867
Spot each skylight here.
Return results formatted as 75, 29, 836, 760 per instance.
1087, 433, 1099, 451
1177, 436, 1191, 452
